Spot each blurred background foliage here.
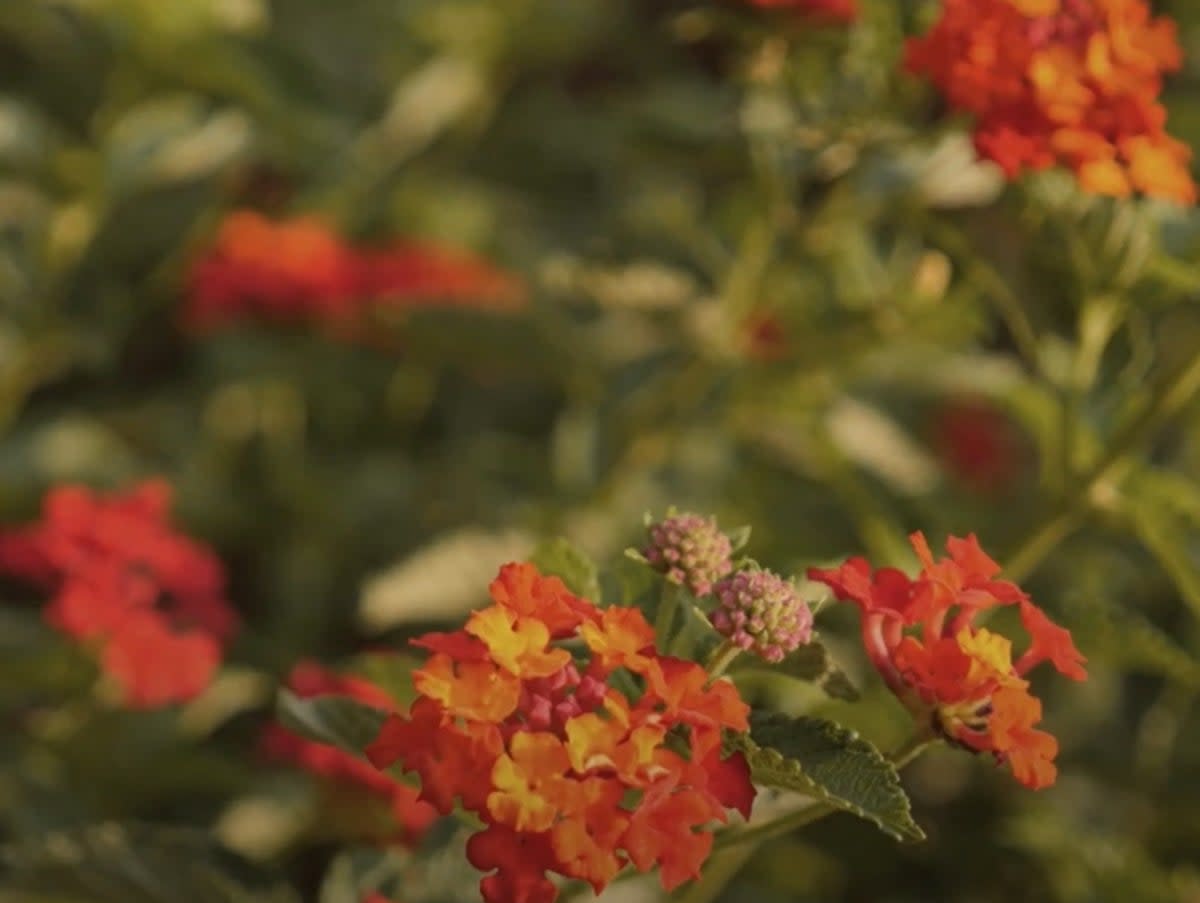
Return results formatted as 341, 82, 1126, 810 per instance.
4, 0, 1200, 901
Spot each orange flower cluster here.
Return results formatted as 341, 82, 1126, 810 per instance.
808, 532, 1086, 789
365, 562, 755, 903
261, 661, 437, 844
0, 481, 238, 708
184, 211, 527, 331
906, 0, 1195, 202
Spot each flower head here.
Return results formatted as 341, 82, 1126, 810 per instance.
643, 512, 734, 598
711, 569, 813, 663
905, 0, 1194, 202
808, 532, 1086, 789
0, 481, 238, 708
364, 562, 754, 903
261, 660, 437, 844
183, 210, 526, 333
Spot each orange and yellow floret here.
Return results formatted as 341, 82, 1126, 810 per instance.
906, 0, 1195, 203
365, 562, 755, 903
808, 532, 1086, 790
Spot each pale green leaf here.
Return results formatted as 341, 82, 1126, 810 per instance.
530, 536, 602, 600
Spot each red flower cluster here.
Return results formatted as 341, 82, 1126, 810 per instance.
906, 0, 1195, 202
0, 481, 238, 708
745, 0, 858, 22
184, 210, 527, 331
808, 532, 1086, 789
365, 562, 755, 903
262, 660, 437, 844
930, 398, 1025, 494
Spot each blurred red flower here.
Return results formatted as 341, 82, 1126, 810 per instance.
930, 398, 1026, 494
0, 480, 238, 708
183, 211, 527, 332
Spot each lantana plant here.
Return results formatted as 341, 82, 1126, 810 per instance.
278, 512, 1085, 903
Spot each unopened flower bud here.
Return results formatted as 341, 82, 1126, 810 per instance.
711, 569, 812, 663
642, 511, 734, 598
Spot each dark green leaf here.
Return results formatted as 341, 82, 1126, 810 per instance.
275, 689, 387, 756
732, 641, 860, 702
728, 712, 923, 842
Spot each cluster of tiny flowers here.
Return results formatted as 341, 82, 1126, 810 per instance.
906, 0, 1195, 202
808, 532, 1087, 789
642, 512, 734, 598
364, 562, 756, 903
745, 0, 858, 22
261, 661, 437, 844
0, 481, 238, 707
711, 569, 813, 664
183, 210, 527, 332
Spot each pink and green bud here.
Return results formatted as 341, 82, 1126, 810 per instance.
711, 569, 813, 663
642, 512, 734, 598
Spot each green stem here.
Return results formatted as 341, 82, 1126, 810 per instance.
1004, 352, 1200, 582
655, 583, 684, 648
705, 639, 742, 680
712, 799, 835, 851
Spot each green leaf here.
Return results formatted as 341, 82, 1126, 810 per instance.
530, 536, 601, 600
0, 822, 300, 903
733, 641, 860, 702
728, 712, 923, 842
1126, 503, 1200, 620
275, 689, 388, 756
726, 524, 752, 553
344, 652, 422, 709
1062, 594, 1200, 689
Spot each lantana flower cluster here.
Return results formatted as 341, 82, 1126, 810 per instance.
0, 481, 238, 707
906, 0, 1195, 202
184, 210, 527, 331
809, 532, 1087, 789
364, 562, 756, 903
262, 661, 437, 844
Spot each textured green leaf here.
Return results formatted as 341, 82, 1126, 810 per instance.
732, 641, 860, 702
275, 689, 387, 756
728, 712, 923, 842
0, 822, 300, 903
530, 536, 601, 600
